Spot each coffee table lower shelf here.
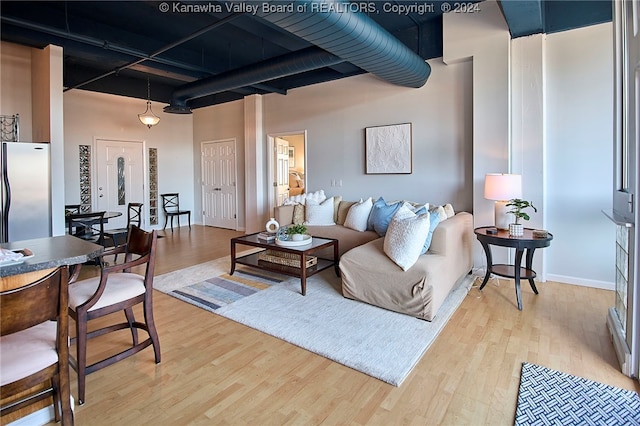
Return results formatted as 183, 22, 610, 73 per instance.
236, 252, 334, 277
230, 233, 340, 296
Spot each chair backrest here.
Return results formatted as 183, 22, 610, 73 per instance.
1, 268, 67, 337
127, 202, 143, 228
64, 204, 82, 216
68, 211, 106, 246
122, 225, 158, 282
161, 193, 180, 213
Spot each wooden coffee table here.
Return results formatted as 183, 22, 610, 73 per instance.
230, 233, 340, 296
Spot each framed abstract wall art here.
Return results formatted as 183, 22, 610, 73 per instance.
365, 123, 412, 174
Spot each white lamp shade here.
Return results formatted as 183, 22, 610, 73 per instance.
484, 173, 522, 201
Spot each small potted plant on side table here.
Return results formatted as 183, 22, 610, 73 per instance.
506, 199, 537, 236
285, 224, 308, 241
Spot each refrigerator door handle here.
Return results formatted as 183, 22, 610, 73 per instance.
1, 143, 11, 243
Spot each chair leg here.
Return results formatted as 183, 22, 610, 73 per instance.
163, 215, 168, 230
187, 212, 191, 229
74, 312, 88, 405
124, 307, 139, 346
59, 368, 74, 426
143, 301, 161, 364
51, 376, 61, 422
170, 215, 174, 232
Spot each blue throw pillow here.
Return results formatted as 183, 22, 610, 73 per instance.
419, 210, 441, 254
368, 197, 402, 236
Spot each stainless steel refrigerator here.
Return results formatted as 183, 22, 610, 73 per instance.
0, 142, 52, 243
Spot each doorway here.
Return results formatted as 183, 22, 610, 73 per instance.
201, 139, 238, 230
95, 139, 145, 230
267, 131, 307, 213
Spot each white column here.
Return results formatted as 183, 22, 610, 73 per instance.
244, 94, 265, 234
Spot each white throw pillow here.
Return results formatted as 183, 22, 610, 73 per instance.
429, 205, 448, 222
344, 197, 373, 232
304, 197, 335, 226
282, 189, 326, 206
304, 189, 326, 205
383, 205, 431, 271
443, 203, 455, 218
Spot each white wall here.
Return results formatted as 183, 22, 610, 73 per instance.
264, 58, 474, 210
193, 58, 474, 229
544, 23, 615, 288
63, 90, 194, 229
0, 42, 33, 142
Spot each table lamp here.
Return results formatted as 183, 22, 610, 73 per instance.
484, 173, 522, 230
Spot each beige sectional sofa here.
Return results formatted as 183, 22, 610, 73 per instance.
274, 199, 474, 321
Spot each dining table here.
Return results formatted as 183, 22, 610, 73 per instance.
0, 235, 103, 280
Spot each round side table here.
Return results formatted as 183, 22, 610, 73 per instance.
474, 227, 553, 310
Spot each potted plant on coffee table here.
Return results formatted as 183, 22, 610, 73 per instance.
506, 198, 537, 236
285, 224, 308, 241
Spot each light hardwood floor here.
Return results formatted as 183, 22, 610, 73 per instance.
66, 225, 639, 425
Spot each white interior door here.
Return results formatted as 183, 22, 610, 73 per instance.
202, 139, 237, 229
275, 137, 289, 206
95, 139, 144, 230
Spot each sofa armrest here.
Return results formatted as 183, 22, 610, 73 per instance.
429, 211, 473, 257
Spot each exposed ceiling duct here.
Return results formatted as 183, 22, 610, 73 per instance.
255, 0, 431, 88
164, 46, 344, 113
164, 0, 431, 113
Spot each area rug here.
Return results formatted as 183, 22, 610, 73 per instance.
154, 258, 473, 386
168, 269, 283, 311
515, 362, 640, 425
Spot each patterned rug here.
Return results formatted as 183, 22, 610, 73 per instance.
167, 269, 283, 312
515, 362, 640, 425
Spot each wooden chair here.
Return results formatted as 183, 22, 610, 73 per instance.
0, 267, 74, 425
67, 225, 160, 404
104, 203, 143, 259
160, 193, 191, 231
67, 211, 106, 247
64, 204, 82, 215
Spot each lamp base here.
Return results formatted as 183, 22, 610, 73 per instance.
494, 200, 512, 230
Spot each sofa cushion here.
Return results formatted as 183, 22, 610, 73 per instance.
305, 197, 335, 226
344, 198, 373, 232
306, 225, 378, 257
333, 196, 342, 223
421, 211, 441, 254
275, 205, 295, 226
443, 203, 455, 218
429, 205, 448, 222
337, 201, 357, 225
282, 189, 326, 206
368, 197, 403, 237
293, 204, 305, 225
383, 205, 431, 271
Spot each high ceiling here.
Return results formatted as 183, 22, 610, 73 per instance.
1, 0, 612, 112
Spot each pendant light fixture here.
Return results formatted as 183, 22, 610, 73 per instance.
138, 77, 160, 128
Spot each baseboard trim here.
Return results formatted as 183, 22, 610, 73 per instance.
7, 405, 53, 426
6, 396, 74, 426
546, 274, 614, 291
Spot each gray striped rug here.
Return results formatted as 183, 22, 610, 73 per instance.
168, 269, 283, 312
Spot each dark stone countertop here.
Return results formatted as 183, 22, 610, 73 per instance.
0, 235, 103, 277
